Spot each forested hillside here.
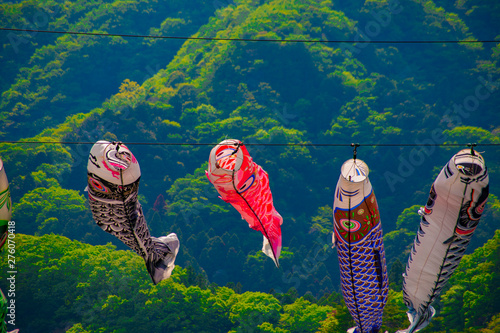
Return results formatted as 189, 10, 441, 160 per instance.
1, 231, 498, 332
0, 0, 499, 332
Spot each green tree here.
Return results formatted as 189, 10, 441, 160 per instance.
13, 184, 88, 236
381, 290, 408, 332
229, 292, 281, 332
279, 297, 332, 333
66, 323, 91, 333
436, 230, 500, 331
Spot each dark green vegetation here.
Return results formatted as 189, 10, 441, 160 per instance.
0, 0, 499, 332
0, 232, 498, 332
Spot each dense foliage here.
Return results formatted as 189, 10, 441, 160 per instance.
0, 0, 498, 331
0, 232, 498, 332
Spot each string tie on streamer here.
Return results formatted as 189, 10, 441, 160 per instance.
351, 143, 360, 161
231, 141, 242, 156
467, 143, 477, 156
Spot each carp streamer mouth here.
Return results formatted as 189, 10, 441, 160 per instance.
454, 149, 485, 176
341, 159, 369, 183
105, 142, 133, 171
216, 147, 238, 171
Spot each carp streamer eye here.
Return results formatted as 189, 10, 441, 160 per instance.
340, 218, 361, 232
238, 174, 255, 193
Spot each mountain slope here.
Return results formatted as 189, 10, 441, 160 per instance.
0, 0, 499, 300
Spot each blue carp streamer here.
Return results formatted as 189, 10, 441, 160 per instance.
333, 159, 388, 333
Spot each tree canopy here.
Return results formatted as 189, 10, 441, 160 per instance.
0, 0, 499, 331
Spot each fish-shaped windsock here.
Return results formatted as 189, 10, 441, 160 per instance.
0, 158, 12, 250
0, 159, 18, 333
397, 149, 489, 333
1, 289, 19, 333
206, 139, 283, 267
86, 140, 179, 284
1, 290, 7, 333
332, 159, 388, 333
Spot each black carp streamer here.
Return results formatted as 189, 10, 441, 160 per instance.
86, 140, 179, 284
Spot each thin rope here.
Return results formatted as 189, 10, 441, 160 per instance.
347, 176, 363, 332
0, 27, 497, 44
116, 142, 137, 229
229, 142, 280, 268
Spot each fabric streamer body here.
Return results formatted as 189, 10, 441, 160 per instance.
0, 290, 7, 333
0, 159, 18, 333
206, 139, 282, 267
398, 149, 489, 333
86, 141, 179, 284
0, 289, 18, 333
332, 159, 388, 333
0, 158, 12, 250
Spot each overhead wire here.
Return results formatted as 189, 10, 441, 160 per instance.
0, 27, 498, 44
0, 28, 497, 150
0, 141, 499, 147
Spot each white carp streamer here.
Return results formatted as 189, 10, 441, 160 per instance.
398, 149, 489, 333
